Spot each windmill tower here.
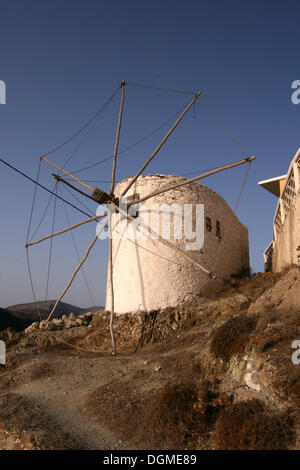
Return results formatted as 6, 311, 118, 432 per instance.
26, 81, 255, 353
105, 174, 249, 313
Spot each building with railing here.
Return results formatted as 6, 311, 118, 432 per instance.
259, 148, 300, 272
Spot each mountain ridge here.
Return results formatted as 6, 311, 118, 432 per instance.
0, 307, 30, 331
1, 301, 104, 331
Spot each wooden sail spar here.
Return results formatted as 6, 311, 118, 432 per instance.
27, 81, 254, 355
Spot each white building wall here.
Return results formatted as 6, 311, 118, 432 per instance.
105, 175, 249, 313
273, 192, 300, 271
272, 149, 300, 271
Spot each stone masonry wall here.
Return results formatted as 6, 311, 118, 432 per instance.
105, 175, 249, 313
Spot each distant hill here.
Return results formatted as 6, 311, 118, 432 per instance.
5, 301, 104, 324
84, 306, 105, 313
0, 307, 30, 332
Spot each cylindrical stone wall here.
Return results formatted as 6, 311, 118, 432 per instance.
105, 174, 249, 313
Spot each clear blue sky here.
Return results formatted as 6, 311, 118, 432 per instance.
0, 0, 299, 308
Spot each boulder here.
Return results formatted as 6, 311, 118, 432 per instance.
25, 322, 39, 334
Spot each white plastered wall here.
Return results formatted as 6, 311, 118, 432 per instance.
105, 175, 249, 313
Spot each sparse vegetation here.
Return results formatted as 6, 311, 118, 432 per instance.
0, 268, 299, 449
86, 374, 234, 449
210, 314, 256, 362
143, 382, 198, 449
215, 399, 295, 450
142, 378, 234, 449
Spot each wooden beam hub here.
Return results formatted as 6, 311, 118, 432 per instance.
92, 187, 118, 206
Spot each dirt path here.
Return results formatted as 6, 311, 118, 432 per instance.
1, 270, 299, 450
11, 352, 144, 449
2, 326, 207, 449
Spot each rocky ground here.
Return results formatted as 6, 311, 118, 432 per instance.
0, 267, 299, 450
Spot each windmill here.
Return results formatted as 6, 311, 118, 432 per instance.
25, 81, 255, 355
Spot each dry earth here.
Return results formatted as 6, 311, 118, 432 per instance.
0, 267, 299, 450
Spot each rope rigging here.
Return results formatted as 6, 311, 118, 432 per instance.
28, 183, 57, 243
234, 161, 252, 213
199, 96, 249, 158
69, 102, 190, 175
124, 81, 195, 95
1, 79, 255, 355
209, 159, 253, 295
45, 183, 57, 301
40, 84, 121, 160
59, 186, 96, 307
0, 156, 95, 220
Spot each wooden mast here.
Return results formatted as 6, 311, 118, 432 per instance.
107, 81, 126, 355
46, 218, 108, 323
110, 81, 125, 195
130, 156, 256, 205
120, 91, 202, 197
26, 213, 107, 247
40, 153, 256, 318
36, 83, 254, 355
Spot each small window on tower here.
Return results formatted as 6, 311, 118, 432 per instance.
206, 217, 212, 232
216, 220, 221, 241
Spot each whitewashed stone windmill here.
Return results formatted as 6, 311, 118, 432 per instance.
26, 81, 254, 354
106, 174, 249, 314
